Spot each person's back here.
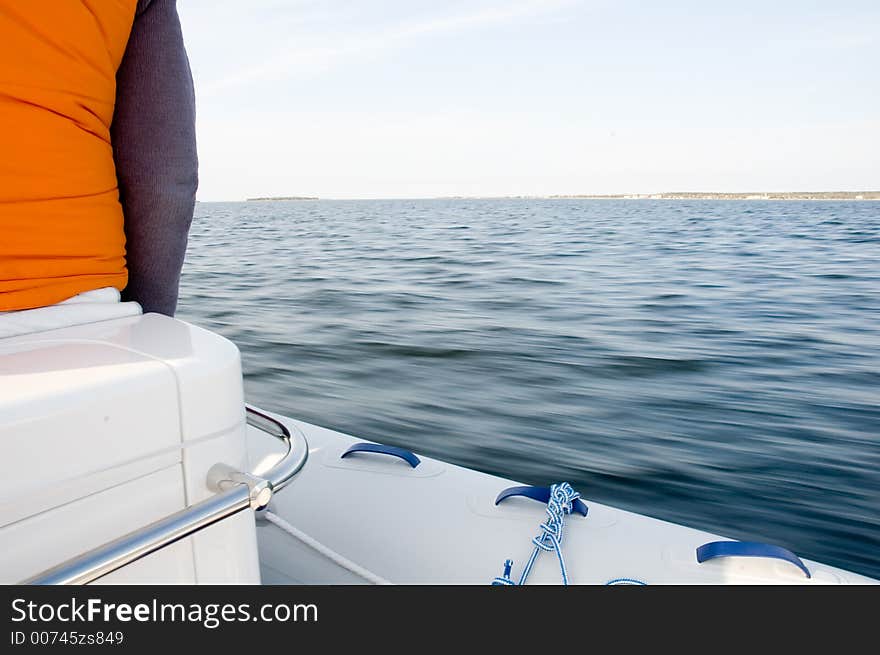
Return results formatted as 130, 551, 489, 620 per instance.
0, 0, 196, 320
0, 1, 134, 311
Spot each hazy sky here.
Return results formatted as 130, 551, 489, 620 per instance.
177, 0, 879, 200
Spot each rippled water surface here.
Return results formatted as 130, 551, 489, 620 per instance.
177, 199, 879, 578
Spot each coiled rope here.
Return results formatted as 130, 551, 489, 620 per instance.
492, 482, 580, 585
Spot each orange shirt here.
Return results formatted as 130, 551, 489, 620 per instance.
0, 1, 137, 311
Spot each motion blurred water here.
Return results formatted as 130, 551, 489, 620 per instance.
177, 199, 879, 579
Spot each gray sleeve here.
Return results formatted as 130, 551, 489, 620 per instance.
111, 0, 198, 316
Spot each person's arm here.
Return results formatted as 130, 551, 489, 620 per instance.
111, 0, 198, 316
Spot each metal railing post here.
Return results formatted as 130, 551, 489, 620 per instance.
24, 407, 307, 585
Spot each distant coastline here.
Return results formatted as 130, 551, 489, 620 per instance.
548, 191, 880, 200
246, 196, 319, 201
222, 191, 880, 202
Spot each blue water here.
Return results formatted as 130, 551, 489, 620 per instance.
177, 199, 880, 579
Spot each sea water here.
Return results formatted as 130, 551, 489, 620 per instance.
178, 199, 879, 578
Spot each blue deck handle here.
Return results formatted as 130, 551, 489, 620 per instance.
696, 541, 811, 579
341, 442, 420, 468
494, 485, 588, 517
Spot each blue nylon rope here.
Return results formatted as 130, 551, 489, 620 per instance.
606, 577, 647, 585
491, 482, 580, 586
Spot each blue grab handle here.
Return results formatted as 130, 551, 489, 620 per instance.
341, 442, 421, 468
696, 541, 811, 579
494, 485, 588, 517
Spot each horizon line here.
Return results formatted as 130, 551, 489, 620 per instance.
196, 190, 880, 203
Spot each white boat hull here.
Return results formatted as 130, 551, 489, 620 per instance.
248, 410, 877, 585
2, 312, 875, 585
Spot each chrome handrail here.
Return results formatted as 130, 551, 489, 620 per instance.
23, 406, 308, 585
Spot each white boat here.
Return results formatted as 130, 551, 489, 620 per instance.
1, 312, 876, 585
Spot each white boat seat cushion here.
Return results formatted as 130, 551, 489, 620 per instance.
0, 287, 142, 339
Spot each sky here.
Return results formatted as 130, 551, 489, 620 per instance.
177, 0, 879, 200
